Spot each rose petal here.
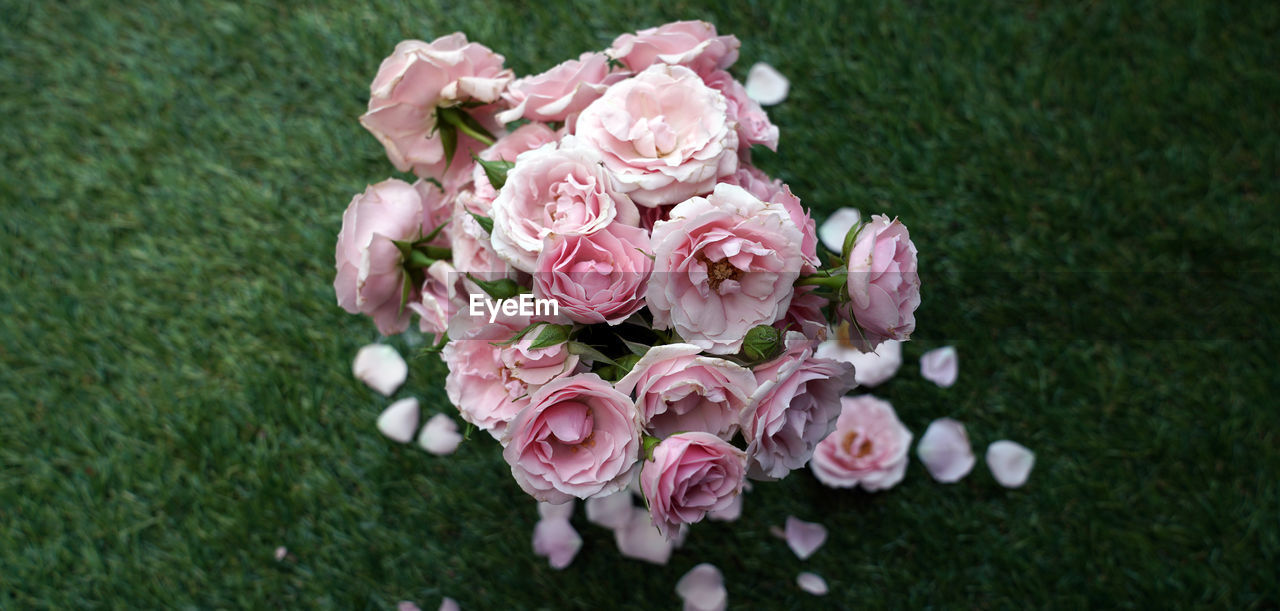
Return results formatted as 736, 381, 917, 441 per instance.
585, 491, 634, 530
417, 413, 463, 455
438, 598, 459, 611
920, 346, 958, 388
784, 516, 827, 560
815, 336, 902, 388
614, 507, 674, 565
986, 440, 1035, 488
676, 563, 727, 611
917, 418, 975, 483
537, 499, 575, 522
796, 572, 829, 596
377, 397, 420, 443
532, 518, 582, 569
352, 343, 408, 396
744, 62, 789, 106
707, 492, 742, 522
817, 208, 861, 253
273, 546, 287, 561
397, 602, 420, 611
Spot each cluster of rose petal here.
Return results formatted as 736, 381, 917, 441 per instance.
333, 21, 925, 542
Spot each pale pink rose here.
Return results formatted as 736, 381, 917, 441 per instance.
490, 139, 640, 272
727, 165, 819, 271
334, 179, 425, 335
502, 373, 642, 503
360, 34, 513, 183
614, 344, 756, 439
413, 179, 453, 246
641, 432, 747, 539
441, 319, 580, 438
608, 20, 739, 76
814, 326, 903, 388
533, 223, 653, 325
811, 395, 912, 491
409, 260, 462, 341
449, 210, 516, 285
463, 122, 560, 213
742, 333, 858, 480
575, 64, 738, 207
498, 52, 628, 126
775, 286, 829, 341
647, 183, 805, 354
842, 214, 921, 350
703, 70, 779, 152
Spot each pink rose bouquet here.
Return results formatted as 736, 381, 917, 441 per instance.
332, 20, 927, 557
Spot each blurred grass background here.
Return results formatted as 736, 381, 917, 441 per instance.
2, 0, 1277, 607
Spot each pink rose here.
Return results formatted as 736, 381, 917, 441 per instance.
333, 179, 426, 335
647, 183, 805, 354
409, 260, 462, 341
607, 20, 740, 76
442, 319, 581, 438
842, 215, 921, 350
502, 373, 642, 503
449, 209, 516, 285
810, 395, 912, 491
533, 223, 653, 325
774, 286, 829, 341
490, 140, 640, 272
741, 333, 858, 480
575, 64, 738, 207
359, 34, 513, 183
640, 432, 747, 539
702, 70, 779, 152
497, 52, 628, 127
413, 179, 453, 246
461, 123, 560, 215
614, 344, 756, 439
728, 165, 819, 271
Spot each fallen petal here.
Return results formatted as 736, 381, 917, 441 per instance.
353, 343, 408, 396
784, 516, 828, 560
273, 546, 287, 561
676, 563, 728, 611
920, 346, 959, 388
986, 440, 1035, 488
439, 598, 459, 611
796, 572, 829, 596
532, 518, 582, 570
917, 418, 975, 483
537, 499, 575, 522
615, 507, 674, 565
417, 413, 462, 455
815, 336, 902, 388
397, 602, 420, 611
818, 208, 862, 253
744, 62, 790, 106
585, 491, 633, 530
377, 397, 420, 444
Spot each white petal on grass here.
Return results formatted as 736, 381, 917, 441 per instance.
352, 343, 408, 396
784, 516, 828, 560
376, 397, 420, 443
417, 413, 462, 455
744, 62, 790, 106
585, 491, 634, 530
986, 440, 1035, 488
273, 546, 287, 561
818, 207, 862, 253
917, 418, 975, 483
815, 337, 902, 388
796, 572, 829, 596
397, 602, 421, 611
438, 598, 459, 611
676, 563, 728, 611
614, 507, 674, 565
532, 518, 582, 569
920, 346, 959, 388
537, 499, 575, 522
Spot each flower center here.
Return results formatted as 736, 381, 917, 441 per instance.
840, 432, 874, 458
703, 257, 743, 292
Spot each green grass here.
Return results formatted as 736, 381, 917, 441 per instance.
2, 0, 1277, 607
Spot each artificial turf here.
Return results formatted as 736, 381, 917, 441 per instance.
1, 0, 1277, 608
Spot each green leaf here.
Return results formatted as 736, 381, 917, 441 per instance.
440, 122, 457, 170
397, 272, 412, 317
621, 338, 651, 357
465, 273, 520, 300
418, 220, 449, 246
467, 211, 495, 235
566, 341, 618, 367
842, 220, 865, 262
406, 249, 434, 269
641, 435, 661, 461
472, 155, 515, 190
529, 323, 573, 349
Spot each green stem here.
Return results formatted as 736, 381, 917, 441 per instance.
439, 107, 496, 146
795, 273, 847, 289
419, 246, 452, 260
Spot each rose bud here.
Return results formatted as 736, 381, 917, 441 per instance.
841, 214, 921, 351
333, 178, 429, 335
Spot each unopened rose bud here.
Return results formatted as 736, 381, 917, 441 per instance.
742, 324, 783, 362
